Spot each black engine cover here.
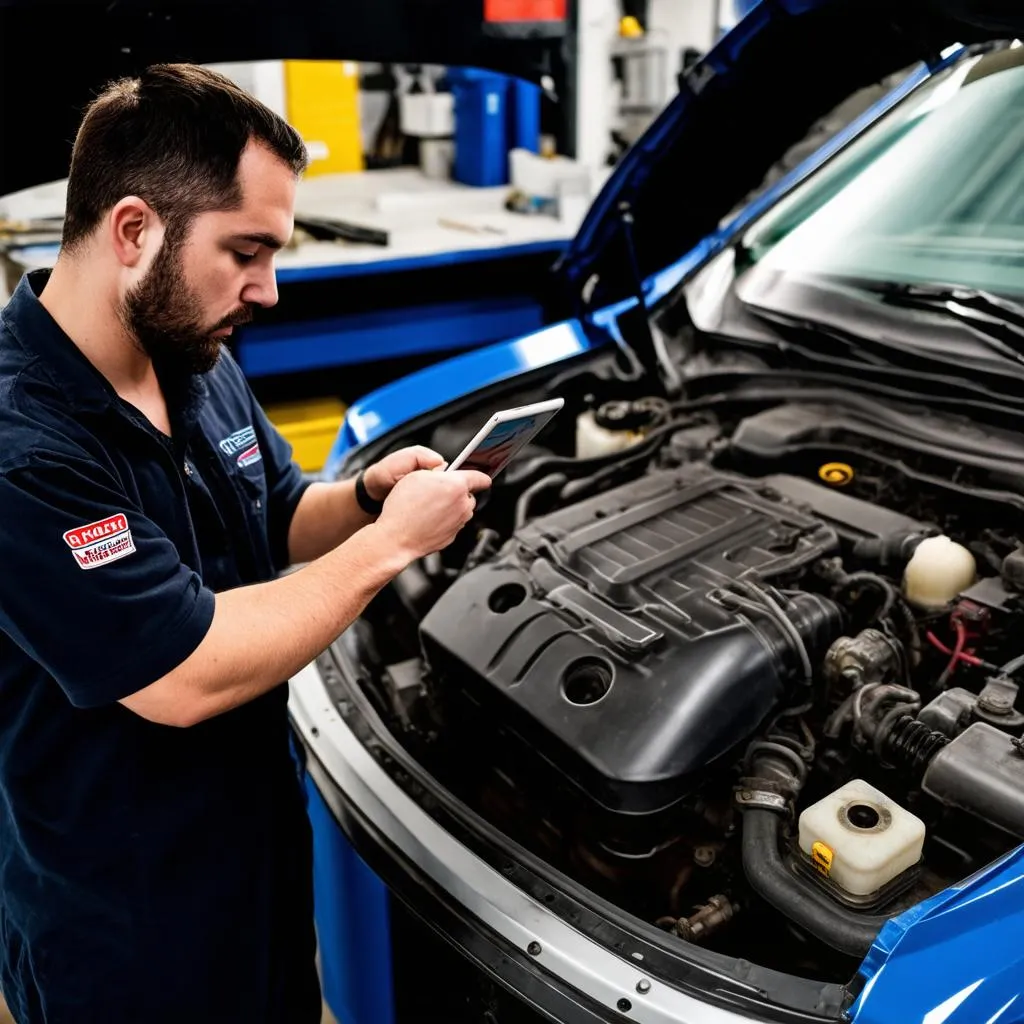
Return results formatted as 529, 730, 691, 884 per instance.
420, 466, 842, 819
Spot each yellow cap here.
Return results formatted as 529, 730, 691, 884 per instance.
818, 462, 854, 486
811, 841, 834, 876
619, 15, 644, 38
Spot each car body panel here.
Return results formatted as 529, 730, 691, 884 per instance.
850, 846, 1024, 1024
323, 318, 599, 476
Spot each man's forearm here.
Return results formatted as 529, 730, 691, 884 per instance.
287, 479, 375, 564
121, 522, 409, 726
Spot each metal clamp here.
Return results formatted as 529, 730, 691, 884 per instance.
735, 789, 789, 813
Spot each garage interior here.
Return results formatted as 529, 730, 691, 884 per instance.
4, 3, 1024, 1023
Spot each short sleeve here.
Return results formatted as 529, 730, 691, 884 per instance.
248, 398, 312, 572
0, 453, 216, 708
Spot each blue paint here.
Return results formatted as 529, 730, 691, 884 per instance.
850, 844, 1024, 1024
306, 775, 396, 1024
274, 239, 566, 284
322, 318, 596, 477
235, 296, 545, 378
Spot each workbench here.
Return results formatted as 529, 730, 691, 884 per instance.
2, 168, 590, 382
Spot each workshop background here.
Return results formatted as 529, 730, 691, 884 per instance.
0, 2, 743, 1022
0, 0, 734, 482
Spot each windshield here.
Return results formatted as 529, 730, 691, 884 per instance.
739, 45, 1024, 299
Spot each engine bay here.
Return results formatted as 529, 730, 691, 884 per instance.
343, 372, 1024, 982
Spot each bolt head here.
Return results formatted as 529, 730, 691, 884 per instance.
636, 979, 651, 995
527, 941, 542, 957
617, 997, 632, 1013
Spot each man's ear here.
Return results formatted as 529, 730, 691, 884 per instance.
109, 196, 163, 268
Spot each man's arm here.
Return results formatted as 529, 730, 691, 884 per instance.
286, 446, 446, 565
120, 466, 489, 727
286, 478, 374, 566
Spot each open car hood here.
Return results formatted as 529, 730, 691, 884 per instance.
556, 0, 1024, 309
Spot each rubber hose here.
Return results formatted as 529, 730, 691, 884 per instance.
741, 809, 892, 957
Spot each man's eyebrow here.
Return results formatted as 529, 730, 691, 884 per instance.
231, 232, 285, 251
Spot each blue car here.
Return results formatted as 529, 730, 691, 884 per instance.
287, 4, 1024, 1024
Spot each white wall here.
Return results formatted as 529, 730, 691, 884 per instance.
575, 0, 621, 171
203, 61, 287, 119
647, 0, 718, 72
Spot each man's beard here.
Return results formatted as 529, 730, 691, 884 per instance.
120, 241, 253, 376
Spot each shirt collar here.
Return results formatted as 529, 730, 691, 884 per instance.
4, 269, 209, 434
4, 270, 117, 414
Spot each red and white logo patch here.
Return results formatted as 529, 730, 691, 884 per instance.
62, 513, 137, 570
236, 443, 262, 469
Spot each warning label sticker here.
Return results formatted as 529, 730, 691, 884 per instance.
62, 513, 137, 571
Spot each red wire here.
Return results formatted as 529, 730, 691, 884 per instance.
949, 619, 967, 677
927, 628, 984, 668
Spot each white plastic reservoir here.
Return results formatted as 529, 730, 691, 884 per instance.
798, 779, 926, 897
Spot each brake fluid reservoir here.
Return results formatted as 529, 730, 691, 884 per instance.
798, 779, 925, 897
903, 535, 976, 608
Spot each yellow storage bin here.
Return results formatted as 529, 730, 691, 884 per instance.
284, 60, 363, 176
264, 397, 347, 473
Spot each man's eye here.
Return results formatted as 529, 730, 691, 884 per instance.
234, 251, 257, 265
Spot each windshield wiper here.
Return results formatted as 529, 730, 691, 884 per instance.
861, 280, 1024, 366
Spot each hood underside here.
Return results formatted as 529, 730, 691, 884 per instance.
557, 0, 1024, 308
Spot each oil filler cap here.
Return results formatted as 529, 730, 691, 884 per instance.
818, 462, 854, 486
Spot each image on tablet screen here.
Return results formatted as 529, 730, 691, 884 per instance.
458, 416, 539, 476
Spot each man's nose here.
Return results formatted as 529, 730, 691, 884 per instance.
241, 265, 278, 309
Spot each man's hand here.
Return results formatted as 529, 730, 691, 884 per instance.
372, 468, 492, 561
362, 446, 447, 503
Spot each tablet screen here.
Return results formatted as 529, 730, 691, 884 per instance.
447, 399, 563, 478
455, 414, 544, 476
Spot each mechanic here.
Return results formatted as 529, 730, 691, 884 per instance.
0, 64, 490, 1024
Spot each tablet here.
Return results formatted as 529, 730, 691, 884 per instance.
446, 398, 564, 478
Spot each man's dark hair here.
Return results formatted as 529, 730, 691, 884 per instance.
62, 63, 308, 250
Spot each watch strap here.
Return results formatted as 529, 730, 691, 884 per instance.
354, 470, 385, 516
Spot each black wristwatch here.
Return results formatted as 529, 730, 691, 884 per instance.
354, 470, 385, 516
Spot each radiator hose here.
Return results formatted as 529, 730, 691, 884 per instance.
741, 807, 892, 957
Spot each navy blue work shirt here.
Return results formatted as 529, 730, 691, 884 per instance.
0, 271, 321, 1023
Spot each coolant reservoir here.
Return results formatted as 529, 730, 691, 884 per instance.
798, 779, 925, 897
575, 410, 643, 459
902, 534, 976, 609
